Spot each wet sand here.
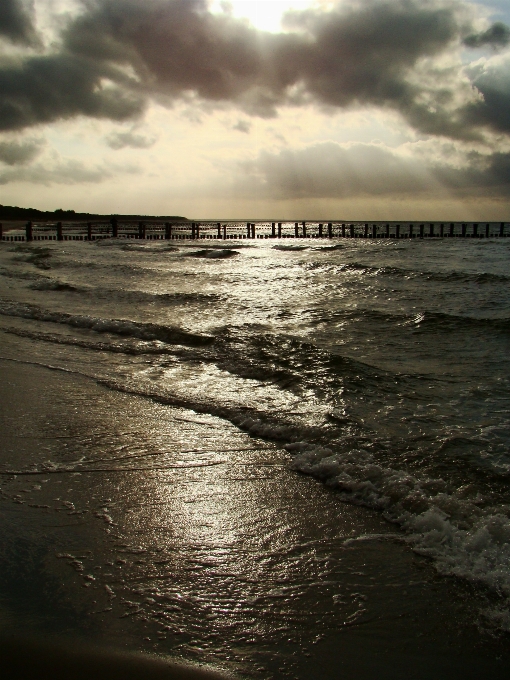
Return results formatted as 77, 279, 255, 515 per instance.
1, 359, 509, 679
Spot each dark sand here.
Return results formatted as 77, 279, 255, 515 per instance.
1, 359, 509, 679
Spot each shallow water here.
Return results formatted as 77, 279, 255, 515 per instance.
1, 237, 510, 675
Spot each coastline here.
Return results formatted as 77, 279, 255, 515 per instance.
1, 358, 509, 679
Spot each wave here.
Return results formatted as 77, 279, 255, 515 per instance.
313, 307, 510, 333
285, 441, 510, 630
312, 260, 510, 284
0, 300, 214, 347
183, 249, 239, 259
25, 278, 224, 305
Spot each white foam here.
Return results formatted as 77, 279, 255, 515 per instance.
285, 442, 510, 614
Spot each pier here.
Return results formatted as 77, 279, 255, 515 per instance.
0, 220, 508, 242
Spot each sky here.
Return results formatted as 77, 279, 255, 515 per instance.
0, 0, 509, 219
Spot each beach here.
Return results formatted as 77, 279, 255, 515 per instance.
1, 235, 510, 677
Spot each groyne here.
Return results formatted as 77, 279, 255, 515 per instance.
0, 220, 508, 242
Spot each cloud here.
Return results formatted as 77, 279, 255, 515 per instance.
464, 21, 510, 48
0, 137, 44, 165
233, 119, 251, 133
235, 141, 510, 201
0, 53, 145, 132
0, 0, 509, 143
463, 54, 510, 134
0, 157, 137, 185
106, 128, 157, 149
0, 0, 39, 45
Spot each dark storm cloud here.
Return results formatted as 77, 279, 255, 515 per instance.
0, 137, 43, 165
0, 53, 145, 131
0, 0, 509, 141
237, 142, 510, 200
0, 0, 39, 45
464, 22, 510, 48
462, 60, 510, 134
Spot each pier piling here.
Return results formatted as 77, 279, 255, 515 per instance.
462, 223, 467, 238
25, 221, 33, 242
278, 222, 282, 238
57, 221, 63, 241
328, 222, 333, 238
302, 222, 307, 238
295, 222, 299, 237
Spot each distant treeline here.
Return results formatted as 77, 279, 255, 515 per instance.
0, 205, 187, 221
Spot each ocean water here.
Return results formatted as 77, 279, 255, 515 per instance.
1, 236, 510, 677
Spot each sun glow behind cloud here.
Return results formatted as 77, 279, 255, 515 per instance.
209, 0, 321, 32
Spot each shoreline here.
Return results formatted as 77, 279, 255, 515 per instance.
1, 358, 510, 678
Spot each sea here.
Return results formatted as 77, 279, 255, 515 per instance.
1, 232, 510, 678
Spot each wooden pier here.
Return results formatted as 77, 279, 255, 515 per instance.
0, 220, 508, 242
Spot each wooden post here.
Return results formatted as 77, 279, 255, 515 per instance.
328, 222, 333, 238
318, 223, 323, 238
396, 224, 400, 239
87, 222, 92, 240
350, 224, 355, 238
418, 224, 423, 238
372, 224, 377, 239
138, 221, 145, 239
302, 221, 307, 237
473, 223, 478, 238
57, 221, 63, 241
216, 223, 221, 239
486, 223, 490, 238
364, 223, 368, 238
278, 222, 282, 238
461, 223, 466, 237
429, 223, 434, 237
271, 222, 276, 237
191, 222, 195, 239
165, 222, 172, 239
251, 223, 256, 238
295, 222, 299, 237
341, 224, 345, 238
500, 222, 504, 237
223, 224, 227, 239
110, 217, 118, 238
385, 224, 390, 238
26, 221, 33, 242
449, 223, 454, 237
196, 223, 200, 239
409, 224, 414, 238
440, 223, 444, 237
